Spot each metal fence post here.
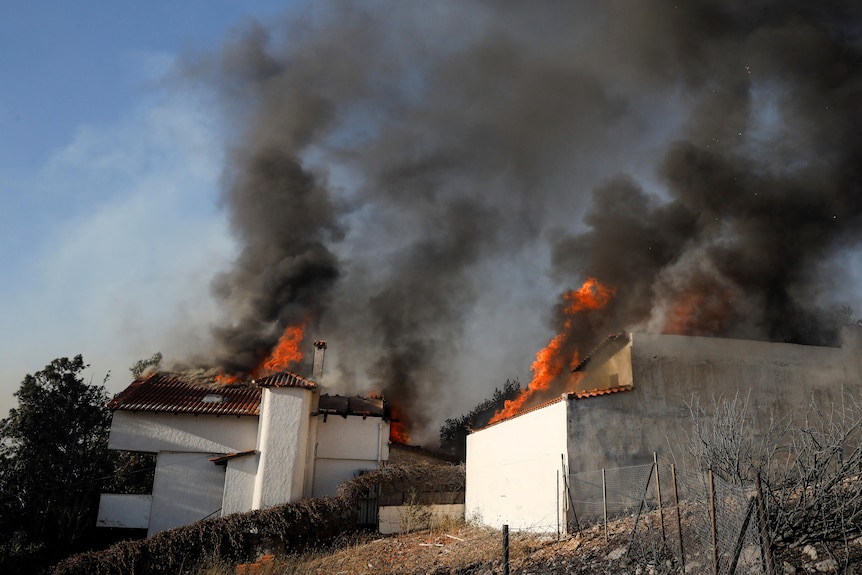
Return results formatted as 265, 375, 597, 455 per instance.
602, 467, 608, 543
709, 468, 719, 575
654, 452, 665, 543
755, 472, 774, 575
502, 524, 510, 575
671, 463, 685, 569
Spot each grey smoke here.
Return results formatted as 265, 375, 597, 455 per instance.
186, 1, 862, 441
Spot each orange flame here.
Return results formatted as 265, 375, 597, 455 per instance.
215, 373, 243, 385
389, 403, 411, 444
489, 278, 615, 423
661, 285, 735, 336
260, 324, 305, 374
215, 322, 307, 385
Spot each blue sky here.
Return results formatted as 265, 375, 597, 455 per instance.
0, 2, 299, 413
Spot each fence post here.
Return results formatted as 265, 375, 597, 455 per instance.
502, 524, 510, 575
556, 470, 561, 539
709, 468, 719, 575
671, 463, 685, 569
600, 467, 608, 542
755, 472, 774, 575
654, 452, 665, 543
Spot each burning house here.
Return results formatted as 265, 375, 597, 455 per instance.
97, 343, 392, 536
465, 328, 862, 533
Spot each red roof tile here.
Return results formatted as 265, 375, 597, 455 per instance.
106, 372, 262, 416
253, 371, 316, 389
569, 385, 632, 399
472, 386, 634, 431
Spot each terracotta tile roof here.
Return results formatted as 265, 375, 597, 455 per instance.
318, 394, 384, 417
472, 385, 634, 431
106, 372, 262, 416
569, 385, 632, 399
253, 371, 316, 389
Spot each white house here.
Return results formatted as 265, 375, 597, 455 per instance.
97, 350, 391, 535
465, 329, 862, 533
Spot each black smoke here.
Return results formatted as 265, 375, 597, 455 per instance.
188, 2, 862, 440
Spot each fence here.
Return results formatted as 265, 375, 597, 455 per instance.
568, 456, 770, 575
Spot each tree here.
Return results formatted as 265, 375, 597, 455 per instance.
0, 356, 113, 573
439, 378, 521, 460
128, 351, 162, 379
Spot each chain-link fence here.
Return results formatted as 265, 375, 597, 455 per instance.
568, 458, 769, 575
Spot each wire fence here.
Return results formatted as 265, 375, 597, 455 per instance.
568, 457, 769, 575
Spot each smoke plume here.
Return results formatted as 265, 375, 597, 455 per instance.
186, 2, 862, 440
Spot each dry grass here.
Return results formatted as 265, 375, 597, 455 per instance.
196, 511, 862, 575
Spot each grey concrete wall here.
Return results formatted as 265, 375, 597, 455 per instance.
566, 329, 862, 473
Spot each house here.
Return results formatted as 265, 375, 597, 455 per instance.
465, 329, 862, 533
97, 344, 391, 535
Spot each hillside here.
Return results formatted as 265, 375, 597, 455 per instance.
203, 517, 862, 575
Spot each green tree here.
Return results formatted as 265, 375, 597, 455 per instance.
128, 351, 162, 379
439, 378, 521, 461
0, 356, 113, 573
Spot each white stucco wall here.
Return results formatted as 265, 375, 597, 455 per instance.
253, 387, 313, 508
466, 399, 568, 533
148, 451, 226, 535
96, 494, 152, 529
107, 411, 259, 454
222, 453, 259, 516
311, 416, 388, 497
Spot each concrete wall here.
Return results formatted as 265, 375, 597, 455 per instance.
96, 494, 152, 529
107, 410, 259, 454
465, 398, 568, 533
222, 453, 258, 516
253, 387, 313, 508
566, 331, 862, 473
148, 451, 226, 536
312, 415, 388, 497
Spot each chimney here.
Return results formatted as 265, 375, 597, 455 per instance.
312, 340, 327, 383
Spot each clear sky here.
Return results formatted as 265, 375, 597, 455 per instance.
0, 2, 297, 413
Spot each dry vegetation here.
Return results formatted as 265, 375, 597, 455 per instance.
195, 514, 862, 575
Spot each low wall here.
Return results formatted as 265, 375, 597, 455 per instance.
378, 504, 465, 535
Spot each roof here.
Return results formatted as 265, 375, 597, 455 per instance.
253, 371, 316, 389
572, 331, 630, 372
107, 371, 371, 417
474, 385, 634, 431
106, 372, 262, 416
317, 394, 384, 417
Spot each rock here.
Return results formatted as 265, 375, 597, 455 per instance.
605, 546, 627, 561
684, 561, 702, 573
813, 558, 838, 573
802, 544, 818, 560
738, 545, 760, 569
852, 536, 862, 548
783, 561, 797, 575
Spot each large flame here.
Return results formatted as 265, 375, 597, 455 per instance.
489, 278, 615, 423
388, 402, 411, 444
216, 322, 306, 385
261, 323, 305, 373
